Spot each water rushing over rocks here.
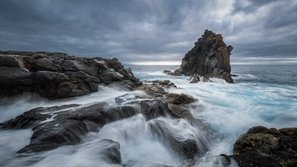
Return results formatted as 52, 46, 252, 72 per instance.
0, 50, 297, 166
0, 87, 221, 167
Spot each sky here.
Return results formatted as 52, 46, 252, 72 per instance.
0, 0, 297, 64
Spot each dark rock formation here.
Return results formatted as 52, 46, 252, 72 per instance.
170, 30, 233, 83
0, 51, 141, 99
232, 126, 297, 167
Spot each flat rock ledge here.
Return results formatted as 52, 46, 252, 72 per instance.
0, 51, 141, 99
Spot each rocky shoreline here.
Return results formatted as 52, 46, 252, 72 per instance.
0, 31, 296, 167
0, 51, 140, 99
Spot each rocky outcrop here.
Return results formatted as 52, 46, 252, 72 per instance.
168, 30, 233, 83
232, 126, 297, 167
0, 51, 141, 99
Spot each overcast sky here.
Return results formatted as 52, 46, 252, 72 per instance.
0, 0, 297, 63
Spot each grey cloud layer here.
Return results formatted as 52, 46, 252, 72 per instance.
0, 0, 296, 62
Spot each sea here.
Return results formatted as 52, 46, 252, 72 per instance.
0, 64, 296, 167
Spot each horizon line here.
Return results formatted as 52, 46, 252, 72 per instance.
126, 60, 297, 66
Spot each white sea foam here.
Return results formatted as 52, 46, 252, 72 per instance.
1, 66, 297, 167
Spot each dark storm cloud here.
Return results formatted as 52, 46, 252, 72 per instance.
0, 0, 296, 62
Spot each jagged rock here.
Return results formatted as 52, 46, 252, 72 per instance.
177, 30, 233, 83
232, 126, 297, 167
0, 51, 141, 99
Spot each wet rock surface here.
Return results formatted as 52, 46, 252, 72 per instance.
9, 102, 110, 153
232, 126, 297, 167
0, 51, 140, 99
1, 96, 186, 154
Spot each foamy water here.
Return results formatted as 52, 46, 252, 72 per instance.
0, 65, 296, 167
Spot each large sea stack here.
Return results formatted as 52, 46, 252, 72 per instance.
179, 30, 233, 83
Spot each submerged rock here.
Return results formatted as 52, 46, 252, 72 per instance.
167, 30, 233, 83
232, 126, 297, 167
97, 139, 122, 165
0, 51, 141, 99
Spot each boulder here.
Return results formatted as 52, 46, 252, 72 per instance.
232, 126, 297, 167
173, 30, 233, 83
0, 51, 141, 99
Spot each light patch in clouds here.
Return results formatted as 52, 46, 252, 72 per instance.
232, 57, 297, 65
129, 61, 181, 66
